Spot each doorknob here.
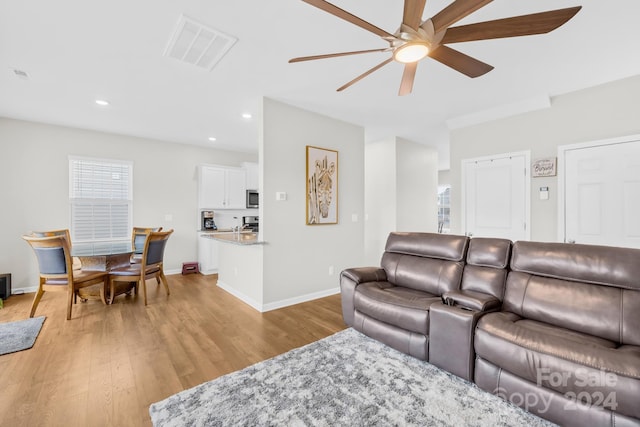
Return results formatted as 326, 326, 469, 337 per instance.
466, 232, 473, 237
567, 239, 576, 244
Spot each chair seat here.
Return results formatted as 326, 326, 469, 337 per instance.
109, 264, 160, 277
475, 311, 640, 419
43, 279, 69, 286
354, 282, 440, 334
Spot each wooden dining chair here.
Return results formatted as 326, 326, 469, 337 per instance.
109, 229, 173, 305
22, 234, 108, 320
130, 227, 162, 264
31, 229, 81, 269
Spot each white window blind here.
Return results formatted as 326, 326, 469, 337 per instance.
69, 157, 132, 253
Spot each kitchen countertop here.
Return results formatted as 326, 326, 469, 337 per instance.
200, 230, 263, 245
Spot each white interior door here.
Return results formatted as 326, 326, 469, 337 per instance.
562, 137, 640, 248
463, 152, 530, 241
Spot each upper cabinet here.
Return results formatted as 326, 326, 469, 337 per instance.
199, 165, 247, 209
242, 162, 259, 190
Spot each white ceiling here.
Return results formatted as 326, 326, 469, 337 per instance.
2, 0, 640, 169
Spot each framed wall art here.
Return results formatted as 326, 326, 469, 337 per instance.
532, 157, 557, 177
306, 145, 338, 225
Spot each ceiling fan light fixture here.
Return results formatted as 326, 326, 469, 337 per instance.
393, 42, 429, 64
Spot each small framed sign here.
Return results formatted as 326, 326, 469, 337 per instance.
532, 157, 557, 177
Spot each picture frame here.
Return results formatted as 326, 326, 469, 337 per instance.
306, 145, 338, 225
532, 157, 557, 177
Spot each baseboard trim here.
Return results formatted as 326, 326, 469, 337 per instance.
216, 280, 263, 312
13, 269, 182, 295
216, 281, 340, 313
262, 287, 340, 312
12, 286, 37, 295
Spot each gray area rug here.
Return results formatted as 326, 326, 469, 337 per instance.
0, 316, 45, 356
150, 328, 555, 426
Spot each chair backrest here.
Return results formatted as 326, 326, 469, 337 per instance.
461, 237, 512, 300
32, 229, 72, 245
23, 235, 73, 278
142, 229, 173, 267
504, 240, 640, 346
381, 232, 469, 295
132, 227, 163, 254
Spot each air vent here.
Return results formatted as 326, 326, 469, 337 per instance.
164, 15, 237, 71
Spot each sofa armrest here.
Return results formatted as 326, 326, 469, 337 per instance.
442, 290, 501, 312
429, 303, 488, 380
340, 267, 387, 284
340, 267, 387, 327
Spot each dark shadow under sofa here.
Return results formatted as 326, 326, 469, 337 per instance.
341, 232, 640, 427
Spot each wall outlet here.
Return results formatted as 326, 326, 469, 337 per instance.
351, 213, 358, 222
164, 214, 173, 221
276, 192, 287, 201
328, 265, 334, 276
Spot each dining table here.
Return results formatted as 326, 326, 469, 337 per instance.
72, 246, 134, 304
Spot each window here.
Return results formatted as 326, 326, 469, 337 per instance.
69, 157, 132, 254
437, 186, 451, 233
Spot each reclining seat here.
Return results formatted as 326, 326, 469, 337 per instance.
340, 232, 469, 360
474, 241, 640, 427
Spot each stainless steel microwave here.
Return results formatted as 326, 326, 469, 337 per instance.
246, 190, 259, 208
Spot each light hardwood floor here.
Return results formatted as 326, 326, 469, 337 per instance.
0, 274, 347, 427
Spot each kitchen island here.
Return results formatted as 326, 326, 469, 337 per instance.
201, 231, 264, 311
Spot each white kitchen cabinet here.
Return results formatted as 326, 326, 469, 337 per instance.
242, 162, 259, 190
198, 234, 219, 275
199, 165, 246, 209
225, 167, 247, 208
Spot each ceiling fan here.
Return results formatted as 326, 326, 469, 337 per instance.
289, 0, 582, 95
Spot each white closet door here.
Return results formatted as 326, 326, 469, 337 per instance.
563, 138, 640, 248
463, 152, 529, 241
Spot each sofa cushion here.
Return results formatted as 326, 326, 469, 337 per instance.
354, 282, 441, 334
381, 253, 465, 295
380, 232, 467, 295
511, 240, 640, 290
467, 237, 511, 269
503, 271, 640, 346
385, 232, 468, 261
475, 312, 640, 419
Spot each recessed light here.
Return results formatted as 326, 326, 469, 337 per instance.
95, 99, 110, 106
241, 113, 252, 119
208, 137, 217, 142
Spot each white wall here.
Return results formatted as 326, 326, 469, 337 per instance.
438, 169, 451, 187
260, 98, 365, 305
449, 74, 640, 242
364, 138, 397, 264
364, 137, 439, 264
0, 117, 256, 292
396, 138, 438, 232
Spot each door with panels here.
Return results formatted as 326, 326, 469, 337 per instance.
560, 136, 640, 248
462, 152, 530, 241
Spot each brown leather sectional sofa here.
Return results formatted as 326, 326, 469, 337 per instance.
340, 232, 640, 427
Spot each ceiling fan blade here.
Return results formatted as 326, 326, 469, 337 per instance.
399, 62, 418, 96
431, 0, 493, 33
403, 0, 427, 31
441, 6, 582, 44
289, 48, 389, 63
337, 58, 394, 92
302, 0, 395, 39
428, 45, 493, 78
